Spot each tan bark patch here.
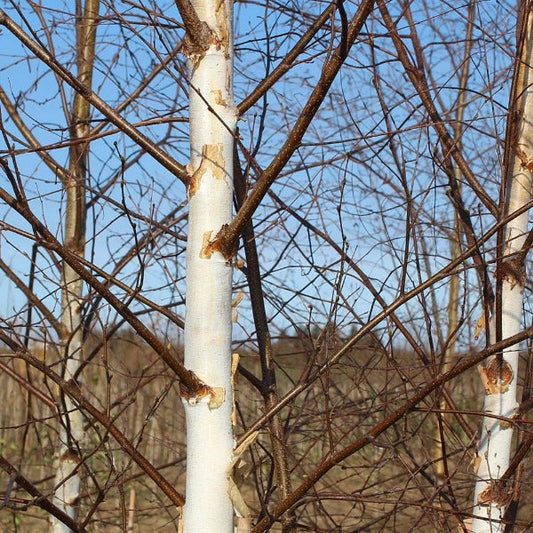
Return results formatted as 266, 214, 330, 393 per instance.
200, 231, 214, 259
232, 290, 244, 323
180, 375, 213, 405
201, 223, 237, 261
187, 162, 203, 199
477, 481, 511, 507
516, 144, 533, 172
233, 431, 258, 464
228, 476, 250, 519
478, 356, 514, 394
215, 0, 229, 52
470, 454, 482, 474
188, 144, 226, 199
474, 313, 489, 340
200, 223, 237, 261
204, 143, 225, 180
212, 89, 226, 106
208, 386, 226, 409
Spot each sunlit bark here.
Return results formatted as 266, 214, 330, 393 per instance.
180, 0, 237, 530
51, 1, 99, 531
471, 4, 533, 531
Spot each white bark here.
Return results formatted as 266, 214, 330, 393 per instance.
182, 0, 236, 531
52, 276, 85, 533
471, 7, 533, 531
51, 1, 99, 530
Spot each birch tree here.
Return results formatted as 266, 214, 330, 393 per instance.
471, 3, 533, 531
177, 0, 236, 530
50, 2, 100, 530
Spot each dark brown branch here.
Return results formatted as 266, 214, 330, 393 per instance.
0, 454, 85, 532
0, 160, 204, 396
0, 256, 64, 336
251, 326, 533, 532
234, 147, 295, 530
216, 0, 375, 257
336, 0, 349, 59
238, 4, 336, 114
237, 199, 533, 449
175, 0, 212, 56
376, 0, 497, 218
0, 332, 185, 509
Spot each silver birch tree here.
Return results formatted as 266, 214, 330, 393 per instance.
2, 2, 533, 531
472, 3, 533, 531
51, 1, 99, 530
177, 0, 236, 530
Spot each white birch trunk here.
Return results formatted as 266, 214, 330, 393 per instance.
51, 2, 99, 530
471, 6, 533, 531
182, 0, 236, 531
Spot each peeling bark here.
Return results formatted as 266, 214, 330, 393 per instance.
181, 0, 237, 531
471, 4, 533, 531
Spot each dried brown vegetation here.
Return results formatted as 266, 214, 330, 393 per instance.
1, 329, 531, 531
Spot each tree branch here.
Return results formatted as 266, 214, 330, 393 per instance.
216, 0, 375, 257
251, 326, 533, 531
0, 160, 204, 396
175, 0, 212, 56
0, 332, 185, 509
238, 4, 336, 114
377, 0, 497, 218
0, 454, 85, 532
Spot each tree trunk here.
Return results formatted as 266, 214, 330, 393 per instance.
51, 1, 99, 531
180, 0, 237, 531
471, 4, 533, 531
435, 0, 475, 485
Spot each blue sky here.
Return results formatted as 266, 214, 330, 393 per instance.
0, 0, 524, 354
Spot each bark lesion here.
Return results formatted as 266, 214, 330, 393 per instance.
175, 0, 213, 61
188, 144, 226, 199
176, 0, 232, 65
214, 0, 230, 53
515, 143, 533, 172
201, 223, 238, 261
498, 256, 527, 290
179, 379, 225, 410
478, 357, 514, 395
179, 376, 214, 404
477, 480, 512, 508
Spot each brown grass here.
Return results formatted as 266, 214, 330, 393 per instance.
0, 330, 531, 531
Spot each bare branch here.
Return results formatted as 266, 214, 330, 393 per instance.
217, 0, 375, 256
376, 0, 497, 217
175, 0, 212, 56
0, 161, 203, 395
251, 326, 533, 531
0, 455, 85, 532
